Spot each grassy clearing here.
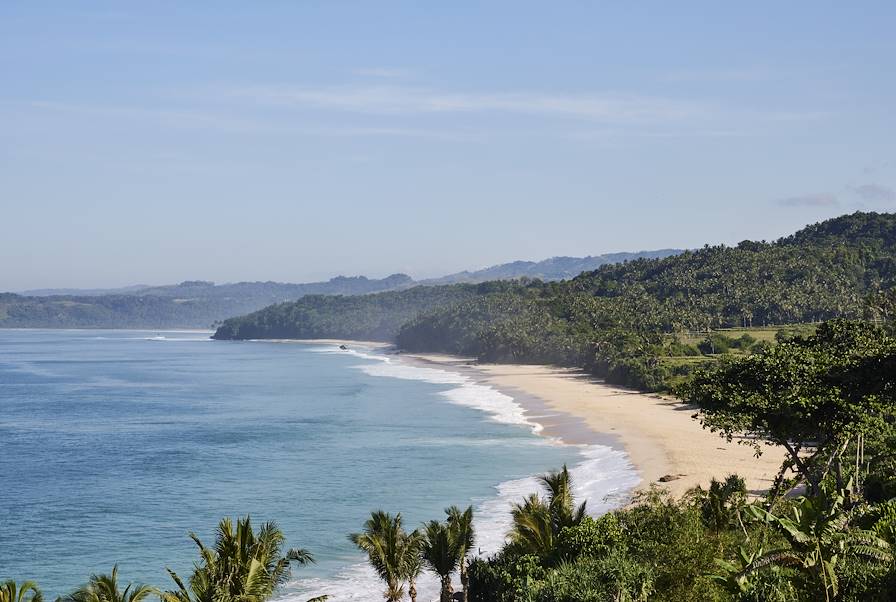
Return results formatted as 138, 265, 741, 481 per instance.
675, 323, 817, 347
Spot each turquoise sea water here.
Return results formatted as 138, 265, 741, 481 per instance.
0, 329, 637, 600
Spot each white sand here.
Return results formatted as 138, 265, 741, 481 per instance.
404, 354, 785, 499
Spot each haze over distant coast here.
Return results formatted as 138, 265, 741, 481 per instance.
0, 249, 680, 329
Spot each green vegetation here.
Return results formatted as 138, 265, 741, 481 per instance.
1, 581, 43, 602
216, 212, 896, 391
1, 251, 681, 329
61, 567, 153, 602
508, 466, 587, 560
8, 316, 896, 601
162, 516, 318, 602
288, 324, 896, 600
346, 506, 476, 602
9, 215, 896, 600
349, 511, 420, 602
212, 282, 516, 341
0, 275, 415, 329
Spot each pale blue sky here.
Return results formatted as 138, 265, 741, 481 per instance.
2, 2, 895, 290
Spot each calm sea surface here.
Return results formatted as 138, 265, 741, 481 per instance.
0, 329, 637, 600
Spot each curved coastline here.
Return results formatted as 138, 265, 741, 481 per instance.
281, 338, 786, 498
286, 339, 640, 602
401, 352, 787, 499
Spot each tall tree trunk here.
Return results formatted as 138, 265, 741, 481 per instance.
408, 576, 417, 602
440, 574, 453, 602
460, 559, 469, 602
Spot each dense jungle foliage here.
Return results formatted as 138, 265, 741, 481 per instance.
215, 212, 896, 390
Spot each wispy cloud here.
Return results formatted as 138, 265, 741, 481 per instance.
850, 183, 896, 203
223, 85, 708, 124
661, 67, 773, 83
20, 100, 472, 140
354, 68, 411, 79
774, 193, 839, 207
26, 100, 269, 133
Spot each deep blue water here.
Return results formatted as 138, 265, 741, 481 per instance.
0, 329, 636, 600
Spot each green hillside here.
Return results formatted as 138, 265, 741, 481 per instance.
215, 212, 896, 390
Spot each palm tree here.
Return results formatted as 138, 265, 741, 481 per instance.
510, 465, 585, 558
421, 520, 462, 602
509, 493, 555, 557
163, 516, 320, 602
62, 566, 154, 602
349, 511, 418, 602
540, 465, 586, 531
405, 529, 424, 602
0, 581, 43, 602
446, 505, 475, 602
745, 489, 892, 601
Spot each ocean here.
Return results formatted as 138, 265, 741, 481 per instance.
0, 329, 638, 601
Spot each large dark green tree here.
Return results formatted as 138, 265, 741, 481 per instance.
678, 320, 896, 495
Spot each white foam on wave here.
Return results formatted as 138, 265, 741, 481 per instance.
140, 335, 213, 341
285, 344, 639, 601
347, 352, 540, 434
285, 563, 442, 602
282, 443, 638, 602
471, 443, 639, 558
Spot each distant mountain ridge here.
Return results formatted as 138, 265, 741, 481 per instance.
19, 274, 415, 299
17, 250, 684, 297
421, 250, 682, 285
0, 274, 415, 329
21, 284, 152, 297
2, 249, 682, 329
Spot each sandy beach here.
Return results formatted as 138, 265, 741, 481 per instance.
402, 353, 786, 499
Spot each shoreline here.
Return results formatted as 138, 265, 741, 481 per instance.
398, 352, 786, 499
260, 338, 393, 349
226, 337, 785, 500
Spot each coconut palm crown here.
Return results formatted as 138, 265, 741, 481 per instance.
421, 519, 463, 602
163, 516, 317, 602
349, 511, 418, 602
446, 506, 475, 602
61, 566, 154, 602
510, 464, 585, 558
0, 581, 43, 602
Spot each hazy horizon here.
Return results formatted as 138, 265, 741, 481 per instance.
14, 247, 686, 292
3, 3, 895, 290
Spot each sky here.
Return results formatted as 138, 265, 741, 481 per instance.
2, 2, 895, 290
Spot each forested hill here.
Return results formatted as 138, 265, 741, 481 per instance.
0, 274, 414, 329
214, 212, 896, 389
212, 282, 524, 341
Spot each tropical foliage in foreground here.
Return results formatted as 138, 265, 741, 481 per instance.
162, 517, 321, 602
467, 474, 896, 601
348, 506, 475, 602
